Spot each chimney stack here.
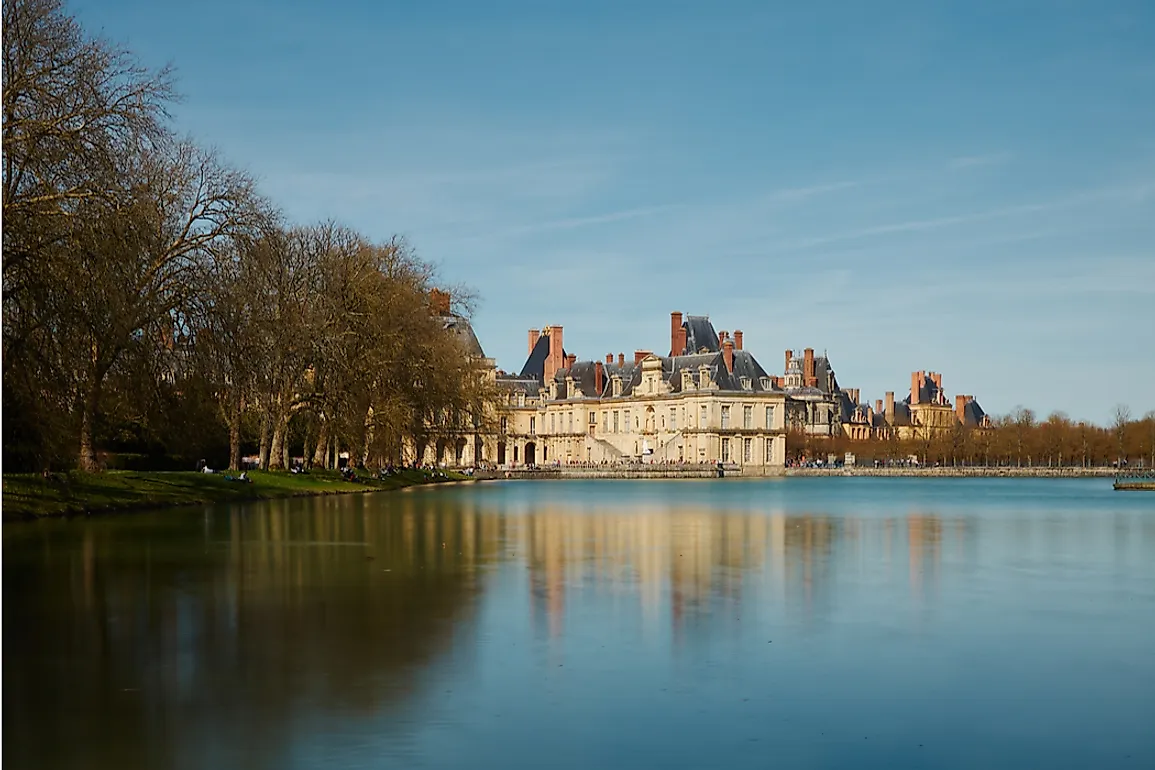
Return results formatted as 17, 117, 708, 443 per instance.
566, 353, 576, 370
670, 311, 684, 356
955, 394, 967, 424
528, 329, 540, 357
719, 330, 728, 344
785, 349, 793, 372
875, 398, 883, 415
885, 391, 895, 421
594, 361, 604, 396
605, 353, 613, 365
803, 348, 815, 384
932, 372, 942, 390
722, 340, 734, 374
544, 326, 564, 383
634, 350, 652, 365
734, 330, 743, 350
618, 353, 625, 368
911, 371, 921, 405
429, 288, 451, 315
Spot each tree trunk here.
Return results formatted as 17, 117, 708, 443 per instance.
269, 414, 287, 470
312, 417, 329, 468
258, 414, 271, 470
228, 392, 242, 471
78, 379, 102, 472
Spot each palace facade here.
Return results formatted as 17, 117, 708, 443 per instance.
492, 313, 789, 474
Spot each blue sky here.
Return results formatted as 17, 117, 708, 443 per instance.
75, 0, 1155, 424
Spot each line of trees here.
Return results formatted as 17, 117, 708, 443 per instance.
3, 0, 495, 473
791, 406, 1155, 469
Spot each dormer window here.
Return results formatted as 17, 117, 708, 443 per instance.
740, 376, 752, 390
760, 377, 771, 390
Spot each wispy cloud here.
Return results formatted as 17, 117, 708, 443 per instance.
751, 182, 1155, 253
949, 152, 1012, 169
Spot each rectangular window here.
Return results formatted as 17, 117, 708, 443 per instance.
670, 408, 677, 431
765, 406, 774, 429
743, 438, 752, 462
529, 416, 536, 435
500, 416, 508, 433
613, 411, 619, 433
550, 414, 555, 433
624, 410, 631, 433
590, 411, 596, 425
568, 412, 573, 433
701, 405, 708, 429
743, 405, 753, 429
603, 412, 609, 431
721, 438, 730, 462
765, 438, 773, 463
721, 405, 731, 429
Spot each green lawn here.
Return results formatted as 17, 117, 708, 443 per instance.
1, 468, 468, 521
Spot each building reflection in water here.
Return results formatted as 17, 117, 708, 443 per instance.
491, 501, 958, 640
4, 488, 977, 769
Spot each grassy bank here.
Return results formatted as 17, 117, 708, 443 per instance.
1, 468, 467, 521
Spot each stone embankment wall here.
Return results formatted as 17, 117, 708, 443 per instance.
474, 463, 749, 480
785, 467, 1119, 478
472, 466, 1125, 481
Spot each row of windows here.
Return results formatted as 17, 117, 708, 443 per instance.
502, 404, 778, 434
719, 437, 777, 463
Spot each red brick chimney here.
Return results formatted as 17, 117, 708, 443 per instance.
605, 353, 613, 364
528, 329, 540, 357
885, 391, 895, 421
784, 349, 793, 372
670, 311, 684, 356
803, 348, 815, 384
910, 371, 921, 405
429, 288, 451, 315
932, 372, 942, 390
955, 394, 967, 423
734, 330, 743, 350
544, 326, 564, 383
719, 330, 728, 344
875, 398, 883, 415
722, 340, 734, 374
634, 350, 652, 365
594, 361, 604, 396
617, 353, 624, 368
566, 353, 576, 370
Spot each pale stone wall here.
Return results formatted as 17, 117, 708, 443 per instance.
493, 373, 788, 473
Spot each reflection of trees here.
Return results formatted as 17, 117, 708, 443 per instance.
3, 495, 497, 770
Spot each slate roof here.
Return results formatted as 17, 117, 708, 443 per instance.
496, 376, 541, 397
442, 315, 485, 357
961, 399, 987, 427
544, 348, 783, 401
683, 316, 720, 354
518, 335, 569, 381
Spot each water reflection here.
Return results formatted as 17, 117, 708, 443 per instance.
5, 479, 1155, 770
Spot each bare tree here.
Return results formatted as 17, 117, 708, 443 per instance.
1112, 404, 1132, 468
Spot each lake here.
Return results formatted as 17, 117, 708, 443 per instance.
4, 478, 1154, 769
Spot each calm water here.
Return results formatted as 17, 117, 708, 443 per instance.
4, 478, 1154, 769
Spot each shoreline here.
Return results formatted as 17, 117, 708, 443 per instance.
783, 467, 1121, 478
1, 468, 465, 522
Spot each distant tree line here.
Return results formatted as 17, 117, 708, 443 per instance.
3, 0, 494, 473
791, 406, 1155, 469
